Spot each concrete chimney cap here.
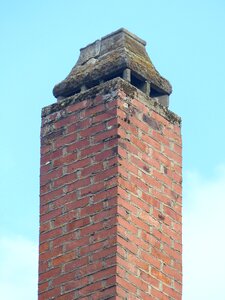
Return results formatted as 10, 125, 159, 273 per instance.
53, 28, 172, 99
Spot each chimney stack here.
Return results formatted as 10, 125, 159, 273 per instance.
39, 29, 182, 299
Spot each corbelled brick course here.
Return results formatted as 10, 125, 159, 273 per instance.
39, 77, 182, 299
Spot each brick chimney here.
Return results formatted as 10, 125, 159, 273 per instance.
39, 29, 182, 299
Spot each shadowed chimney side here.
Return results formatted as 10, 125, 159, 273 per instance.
38, 29, 182, 299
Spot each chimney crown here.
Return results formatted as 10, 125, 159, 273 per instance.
53, 28, 172, 102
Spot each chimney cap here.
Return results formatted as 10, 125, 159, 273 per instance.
53, 28, 172, 99
101, 28, 146, 46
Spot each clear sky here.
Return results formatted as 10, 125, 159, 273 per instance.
1, 1, 225, 299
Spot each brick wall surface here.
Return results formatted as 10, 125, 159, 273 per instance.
38, 78, 182, 299
115, 87, 182, 299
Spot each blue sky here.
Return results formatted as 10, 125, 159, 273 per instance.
1, 1, 225, 299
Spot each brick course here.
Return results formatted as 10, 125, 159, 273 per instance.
39, 78, 182, 299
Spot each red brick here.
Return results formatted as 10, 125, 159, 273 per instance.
80, 162, 104, 178
82, 123, 107, 138
117, 216, 138, 236
151, 247, 171, 266
53, 172, 78, 189
39, 287, 61, 300
127, 272, 149, 292
64, 256, 87, 272
41, 149, 63, 166
117, 234, 138, 255
78, 280, 102, 296
67, 177, 91, 193
66, 138, 90, 152
66, 157, 92, 173
67, 217, 90, 232
93, 127, 118, 143
116, 275, 137, 294
163, 284, 182, 299
94, 166, 117, 182
93, 206, 117, 222
39, 227, 62, 243
94, 147, 117, 162
151, 268, 171, 286
39, 242, 49, 253
66, 100, 88, 113
39, 267, 61, 283
151, 287, 168, 299
52, 251, 76, 267
38, 281, 49, 293
41, 187, 64, 204
92, 266, 117, 282
57, 291, 77, 300
53, 152, 77, 168
64, 236, 89, 252
130, 135, 147, 153
67, 118, 90, 134
41, 246, 63, 262
80, 143, 103, 158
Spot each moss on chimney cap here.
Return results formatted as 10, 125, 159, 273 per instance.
53, 28, 172, 99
